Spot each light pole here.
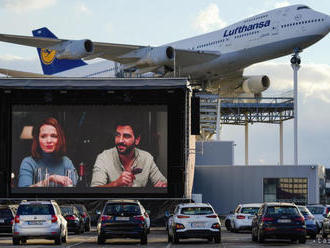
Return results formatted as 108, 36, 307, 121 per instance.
291, 49, 301, 165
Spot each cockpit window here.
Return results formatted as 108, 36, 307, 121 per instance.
297, 6, 310, 10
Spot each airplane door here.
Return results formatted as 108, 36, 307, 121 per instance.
271, 21, 280, 36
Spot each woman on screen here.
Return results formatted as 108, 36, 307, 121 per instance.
18, 117, 78, 187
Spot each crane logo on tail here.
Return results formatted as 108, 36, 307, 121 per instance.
40, 48, 56, 65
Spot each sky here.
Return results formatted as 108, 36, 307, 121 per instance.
0, 0, 329, 166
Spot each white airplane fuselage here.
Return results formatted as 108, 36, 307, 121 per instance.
54, 4, 330, 88
168, 5, 329, 80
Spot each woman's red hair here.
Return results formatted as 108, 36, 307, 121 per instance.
31, 117, 66, 159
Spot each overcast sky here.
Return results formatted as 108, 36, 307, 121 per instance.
0, 0, 329, 166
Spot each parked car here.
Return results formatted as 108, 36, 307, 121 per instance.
73, 204, 91, 232
0, 204, 17, 234
97, 199, 149, 245
321, 211, 330, 238
224, 213, 234, 231
306, 204, 330, 229
90, 209, 102, 226
251, 202, 306, 244
12, 200, 67, 245
231, 203, 262, 232
297, 205, 318, 239
167, 203, 221, 244
60, 205, 84, 234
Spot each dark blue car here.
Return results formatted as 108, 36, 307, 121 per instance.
97, 200, 148, 245
297, 205, 318, 239
251, 202, 306, 244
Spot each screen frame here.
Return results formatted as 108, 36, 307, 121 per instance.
0, 87, 188, 199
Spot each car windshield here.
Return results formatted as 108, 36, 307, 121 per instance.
17, 204, 55, 215
0, 209, 12, 218
74, 205, 85, 214
241, 207, 259, 215
104, 203, 141, 216
266, 206, 300, 217
307, 206, 324, 215
60, 207, 74, 215
181, 207, 214, 215
298, 207, 311, 216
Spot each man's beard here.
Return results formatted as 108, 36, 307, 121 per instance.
116, 143, 135, 155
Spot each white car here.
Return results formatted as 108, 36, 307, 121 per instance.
12, 200, 68, 245
167, 203, 221, 243
231, 203, 262, 232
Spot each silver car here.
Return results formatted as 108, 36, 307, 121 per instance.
12, 200, 67, 245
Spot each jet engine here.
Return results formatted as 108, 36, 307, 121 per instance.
136, 46, 174, 67
55, 39, 94, 59
242, 75, 270, 94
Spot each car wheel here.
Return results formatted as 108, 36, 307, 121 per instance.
55, 234, 62, 245
299, 237, 306, 244
12, 238, 20, 245
322, 231, 328, 239
258, 230, 264, 243
62, 229, 67, 243
172, 230, 179, 244
167, 232, 172, 243
251, 230, 258, 242
86, 222, 91, 232
214, 233, 221, 243
97, 235, 105, 244
225, 219, 231, 231
140, 233, 148, 245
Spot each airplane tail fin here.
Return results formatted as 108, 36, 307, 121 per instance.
32, 27, 86, 75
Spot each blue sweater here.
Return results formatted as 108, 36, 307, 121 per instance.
18, 154, 77, 187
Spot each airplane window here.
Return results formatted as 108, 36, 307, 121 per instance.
297, 6, 310, 10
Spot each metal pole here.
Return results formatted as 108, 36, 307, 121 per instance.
280, 120, 283, 165
245, 113, 248, 166
291, 52, 300, 165
173, 49, 176, 77
215, 96, 221, 141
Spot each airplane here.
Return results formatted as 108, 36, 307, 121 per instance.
0, 4, 329, 99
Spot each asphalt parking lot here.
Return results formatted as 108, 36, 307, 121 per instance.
0, 227, 329, 247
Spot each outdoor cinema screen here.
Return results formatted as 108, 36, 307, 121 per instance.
11, 104, 168, 194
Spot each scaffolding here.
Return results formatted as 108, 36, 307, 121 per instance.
197, 93, 294, 165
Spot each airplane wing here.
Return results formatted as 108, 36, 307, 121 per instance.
174, 49, 220, 67
0, 68, 52, 77
0, 32, 220, 70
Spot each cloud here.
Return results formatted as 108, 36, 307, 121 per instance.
75, 2, 92, 15
1, 0, 56, 13
245, 62, 330, 103
193, 3, 227, 33
274, 1, 290, 9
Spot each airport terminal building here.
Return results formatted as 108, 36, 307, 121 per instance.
193, 141, 326, 214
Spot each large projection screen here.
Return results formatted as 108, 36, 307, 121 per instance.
11, 104, 168, 194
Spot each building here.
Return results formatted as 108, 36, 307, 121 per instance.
193, 141, 326, 214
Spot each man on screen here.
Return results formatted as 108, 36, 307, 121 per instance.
90, 122, 167, 187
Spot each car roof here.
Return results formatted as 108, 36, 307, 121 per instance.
19, 200, 56, 205
239, 203, 262, 208
264, 202, 297, 207
177, 203, 212, 208
307, 204, 330, 207
60, 205, 77, 208
106, 199, 140, 204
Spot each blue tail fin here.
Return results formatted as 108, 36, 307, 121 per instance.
32, 27, 86, 75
